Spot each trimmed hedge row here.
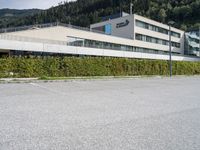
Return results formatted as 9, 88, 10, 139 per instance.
0, 57, 200, 78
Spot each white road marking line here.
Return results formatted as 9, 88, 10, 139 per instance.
29, 83, 66, 95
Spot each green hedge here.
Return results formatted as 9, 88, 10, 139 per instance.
0, 57, 200, 78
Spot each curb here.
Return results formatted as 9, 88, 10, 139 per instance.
0, 76, 159, 84
0, 75, 199, 84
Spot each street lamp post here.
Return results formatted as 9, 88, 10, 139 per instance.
199, 26, 200, 57
168, 21, 175, 77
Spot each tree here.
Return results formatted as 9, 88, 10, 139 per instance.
0, 0, 199, 30
158, 8, 167, 23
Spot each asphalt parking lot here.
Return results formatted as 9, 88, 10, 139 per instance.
0, 77, 200, 150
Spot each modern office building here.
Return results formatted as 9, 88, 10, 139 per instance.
91, 13, 184, 55
0, 13, 199, 61
185, 30, 200, 57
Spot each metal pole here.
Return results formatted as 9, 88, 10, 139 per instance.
199, 26, 200, 57
130, 1, 133, 15
169, 25, 172, 77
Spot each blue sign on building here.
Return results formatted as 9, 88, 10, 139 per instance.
105, 24, 112, 35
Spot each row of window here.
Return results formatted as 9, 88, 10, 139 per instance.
67, 36, 180, 55
189, 46, 200, 51
188, 37, 200, 43
185, 31, 200, 56
135, 33, 181, 48
135, 20, 181, 38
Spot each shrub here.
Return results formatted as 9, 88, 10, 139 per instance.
0, 56, 200, 78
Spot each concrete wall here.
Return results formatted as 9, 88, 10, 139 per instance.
0, 38, 199, 62
134, 14, 185, 54
1, 26, 176, 53
0, 16, 193, 61
90, 15, 134, 39
90, 14, 185, 54
3, 26, 136, 47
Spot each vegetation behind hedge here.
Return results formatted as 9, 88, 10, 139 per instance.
0, 57, 200, 78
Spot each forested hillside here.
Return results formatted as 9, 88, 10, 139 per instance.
0, 0, 200, 31
0, 9, 40, 17
0, 9, 41, 28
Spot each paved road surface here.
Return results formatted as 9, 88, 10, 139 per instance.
0, 77, 200, 150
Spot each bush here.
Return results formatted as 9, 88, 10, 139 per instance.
0, 56, 200, 78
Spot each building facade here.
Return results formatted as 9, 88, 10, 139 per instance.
0, 13, 199, 61
90, 14, 184, 55
185, 30, 200, 57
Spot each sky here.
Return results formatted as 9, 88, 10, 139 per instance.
0, 0, 76, 9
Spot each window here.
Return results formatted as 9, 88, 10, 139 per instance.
136, 34, 143, 40
146, 36, 152, 42
151, 38, 157, 44
136, 20, 181, 38
136, 21, 145, 28
67, 37, 84, 47
135, 33, 180, 48
67, 36, 181, 55
162, 40, 168, 45
157, 39, 162, 45
171, 31, 181, 38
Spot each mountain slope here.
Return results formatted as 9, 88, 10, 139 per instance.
0, 8, 41, 28
0, 0, 199, 31
0, 9, 40, 17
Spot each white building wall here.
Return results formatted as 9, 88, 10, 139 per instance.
0, 38, 199, 62
133, 14, 185, 54
0, 27, 180, 54
0, 14, 195, 61
2, 26, 136, 47
133, 14, 183, 33
90, 14, 185, 54
90, 15, 134, 39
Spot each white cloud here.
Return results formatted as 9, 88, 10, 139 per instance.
0, 0, 76, 9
